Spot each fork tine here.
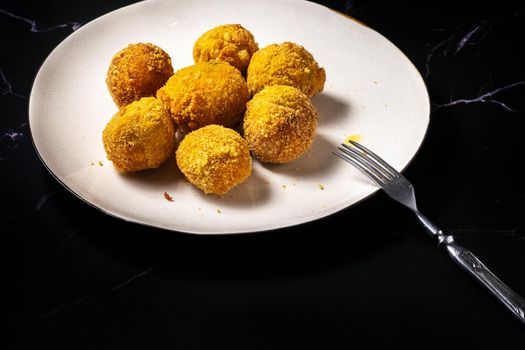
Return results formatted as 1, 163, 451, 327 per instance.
347, 140, 400, 177
334, 149, 385, 186
338, 145, 394, 181
341, 143, 396, 180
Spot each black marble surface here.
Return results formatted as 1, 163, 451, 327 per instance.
2, 0, 525, 348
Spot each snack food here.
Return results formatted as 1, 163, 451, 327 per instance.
176, 125, 252, 195
243, 85, 318, 163
246, 42, 325, 97
193, 24, 259, 74
157, 61, 249, 134
106, 43, 174, 107
101, 27, 327, 195
102, 97, 176, 172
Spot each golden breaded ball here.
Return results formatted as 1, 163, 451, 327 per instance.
176, 125, 252, 195
193, 24, 259, 74
102, 97, 176, 172
157, 61, 249, 134
247, 42, 326, 97
243, 85, 318, 164
106, 43, 174, 107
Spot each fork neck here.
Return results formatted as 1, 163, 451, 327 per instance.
414, 210, 455, 246
415, 211, 443, 237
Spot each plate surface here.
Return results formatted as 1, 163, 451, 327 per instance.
29, 0, 430, 234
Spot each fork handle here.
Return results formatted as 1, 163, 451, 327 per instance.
415, 211, 525, 323
444, 238, 525, 324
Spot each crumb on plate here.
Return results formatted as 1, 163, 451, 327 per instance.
164, 192, 174, 201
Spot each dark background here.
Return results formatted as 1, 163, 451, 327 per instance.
1, 0, 524, 348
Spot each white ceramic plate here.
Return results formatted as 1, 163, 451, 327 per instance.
29, 0, 430, 234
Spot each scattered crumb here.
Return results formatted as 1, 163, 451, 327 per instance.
294, 167, 300, 171
163, 192, 174, 202
319, 184, 325, 190
98, 161, 104, 166
292, 183, 296, 186
373, 80, 378, 84
282, 185, 287, 189
263, 179, 271, 185
384, 104, 388, 107
217, 209, 222, 214
344, 134, 362, 144
198, 207, 202, 211
90, 161, 95, 166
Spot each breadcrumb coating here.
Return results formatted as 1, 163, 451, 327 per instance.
243, 85, 318, 163
193, 24, 259, 74
247, 42, 326, 97
102, 97, 176, 172
157, 61, 249, 134
176, 125, 252, 195
106, 43, 174, 107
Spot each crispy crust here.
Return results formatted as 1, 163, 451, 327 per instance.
246, 42, 325, 97
102, 97, 176, 172
106, 43, 174, 107
243, 85, 318, 163
156, 61, 249, 134
176, 125, 252, 195
193, 24, 259, 74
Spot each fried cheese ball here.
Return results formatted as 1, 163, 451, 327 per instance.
106, 43, 174, 107
102, 97, 176, 172
193, 24, 259, 74
247, 42, 326, 97
243, 85, 318, 164
176, 125, 252, 195
157, 61, 249, 134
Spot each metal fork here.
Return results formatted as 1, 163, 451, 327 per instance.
334, 140, 525, 325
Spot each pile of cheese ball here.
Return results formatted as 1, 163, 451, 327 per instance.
102, 24, 326, 195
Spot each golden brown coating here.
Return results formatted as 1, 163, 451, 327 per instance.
156, 61, 249, 134
193, 24, 259, 74
176, 125, 252, 195
106, 43, 174, 107
246, 42, 326, 97
102, 97, 176, 172
243, 85, 318, 164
